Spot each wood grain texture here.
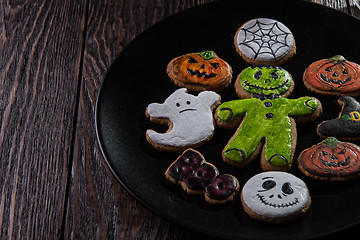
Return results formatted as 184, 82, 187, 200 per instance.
348, 0, 360, 17
0, 0, 86, 239
0, 0, 358, 239
308, 0, 349, 12
64, 0, 359, 239
64, 0, 217, 239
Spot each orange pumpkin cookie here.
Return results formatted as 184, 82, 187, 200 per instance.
166, 50, 233, 92
303, 55, 360, 96
298, 137, 360, 181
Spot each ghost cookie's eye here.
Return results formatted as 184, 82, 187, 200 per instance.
176, 103, 180, 107
186, 101, 191, 105
282, 182, 293, 194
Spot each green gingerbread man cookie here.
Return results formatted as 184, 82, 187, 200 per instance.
215, 66, 322, 171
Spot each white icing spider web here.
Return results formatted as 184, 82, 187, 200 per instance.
237, 19, 293, 61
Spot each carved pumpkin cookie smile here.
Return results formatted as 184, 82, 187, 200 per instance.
167, 50, 233, 92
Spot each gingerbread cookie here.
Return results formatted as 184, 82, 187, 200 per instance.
146, 88, 221, 152
165, 149, 240, 204
167, 50, 233, 92
215, 66, 322, 171
317, 96, 360, 140
234, 18, 296, 66
303, 55, 360, 96
241, 171, 311, 223
235, 65, 294, 99
298, 137, 360, 181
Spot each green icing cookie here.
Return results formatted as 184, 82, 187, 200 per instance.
236, 66, 293, 98
216, 91, 321, 171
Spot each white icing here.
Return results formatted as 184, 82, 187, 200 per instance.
242, 171, 309, 218
146, 88, 220, 148
236, 18, 294, 62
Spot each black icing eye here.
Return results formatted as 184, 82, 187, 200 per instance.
325, 67, 332, 72
186, 101, 191, 105
342, 69, 348, 74
338, 149, 346, 154
262, 180, 276, 190
254, 70, 262, 80
322, 151, 331, 156
282, 182, 294, 194
271, 71, 279, 80
188, 57, 198, 63
210, 63, 219, 69
176, 103, 180, 107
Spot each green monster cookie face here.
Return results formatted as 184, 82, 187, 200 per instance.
239, 66, 292, 95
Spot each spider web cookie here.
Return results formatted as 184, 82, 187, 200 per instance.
234, 18, 296, 66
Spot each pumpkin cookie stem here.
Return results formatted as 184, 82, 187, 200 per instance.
330, 55, 346, 62
322, 137, 340, 147
199, 50, 216, 60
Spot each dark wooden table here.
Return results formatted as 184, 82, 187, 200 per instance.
1, 0, 360, 239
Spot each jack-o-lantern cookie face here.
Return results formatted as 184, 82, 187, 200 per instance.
241, 171, 311, 223
235, 65, 294, 98
303, 55, 360, 96
167, 51, 233, 92
298, 137, 360, 181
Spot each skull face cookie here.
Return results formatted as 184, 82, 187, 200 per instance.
241, 171, 311, 223
146, 88, 221, 152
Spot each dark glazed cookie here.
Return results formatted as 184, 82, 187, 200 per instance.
317, 96, 360, 140
165, 149, 240, 204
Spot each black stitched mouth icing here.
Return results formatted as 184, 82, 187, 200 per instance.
187, 69, 216, 78
256, 194, 299, 208
320, 156, 351, 167
243, 79, 289, 91
320, 74, 351, 84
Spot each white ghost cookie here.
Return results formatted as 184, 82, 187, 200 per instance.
241, 171, 311, 223
145, 88, 221, 152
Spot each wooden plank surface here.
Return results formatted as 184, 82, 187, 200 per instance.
0, 0, 86, 239
65, 0, 360, 239
63, 1, 215, 239
1, 0, 359, 239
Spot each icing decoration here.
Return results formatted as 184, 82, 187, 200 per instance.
146, 88, 220, 151
167, 149, 205, 182
317, 96, 360, 140
303, 55, 360, 96
165, 149, 239, 203
236, 66, 293, 97
241, 171, 310, 218
216, 94, 320, 169
298, 137, 360, 180
167, 51, 233, 91
235, 18, 294, 62
184, 163, 218, 191
205, 175, 239, 200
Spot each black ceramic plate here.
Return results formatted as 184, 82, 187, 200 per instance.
96, 0, 360, 239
